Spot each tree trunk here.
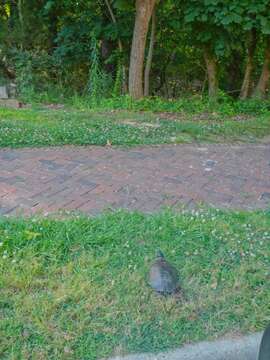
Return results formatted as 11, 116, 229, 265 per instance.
18, 0, 24, 48
104, 0, 128, 93
203, 48, 218, 99
101, 39, 115, 74
253, 38, 270, 99
226, 50, 242, 96
239, 30, 257, 100
18, 0, 23, 29
48, 13, 58, 54
129, 0, 156, 99
8, 1, 18, 29
144, 5, 156, 97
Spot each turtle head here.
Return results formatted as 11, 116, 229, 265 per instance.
156, 250, 165, 259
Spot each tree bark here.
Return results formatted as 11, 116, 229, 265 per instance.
129, 0, 156, 99
253, 37, 270, 99
144, 5, 156, 97
203, 48, 218, 99
239, 29, 257, 100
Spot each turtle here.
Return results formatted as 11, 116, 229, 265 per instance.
148, 250, 180, 295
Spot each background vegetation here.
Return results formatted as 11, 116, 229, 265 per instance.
0, 0, 270, 103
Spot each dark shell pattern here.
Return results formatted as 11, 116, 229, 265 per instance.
149, 251, 180, 295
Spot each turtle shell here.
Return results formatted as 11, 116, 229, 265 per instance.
149, 253, 180, 295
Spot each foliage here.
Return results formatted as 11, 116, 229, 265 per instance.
87, 37, 113, 104
0, 0, 270, 99
112, 59, 124, 97
0, 209, 269, 359
12, 50, 56, 101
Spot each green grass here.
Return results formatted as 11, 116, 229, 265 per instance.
0, 209, 269, 359
24, 92, 270, 116
0, 104, 270, 147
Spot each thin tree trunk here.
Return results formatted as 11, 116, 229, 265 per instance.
129, 0, 156, 99
201, 70, 207, 95
101, 40, 115, 73
18, 0, 23, 29
226, 50, 242, 96
48, 13, 58, 54
155, 51, 175, 95
253, 38, 270, 99
203, 48, 218, 99
18, 0, 24, 48
104, 0, 128, 93
239, 30, 257, 100
144, 5, 156, 97
8, 1, 18, 29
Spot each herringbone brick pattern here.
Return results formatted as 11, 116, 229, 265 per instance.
0, 144, 270, 215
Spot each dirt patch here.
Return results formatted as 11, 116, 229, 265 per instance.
120, 120, 160, 128
88, 110, 254, 123
42, 103, 65, 110
0, 99, 28, 109
156, 112, 254, 122
259, 135, 270, 144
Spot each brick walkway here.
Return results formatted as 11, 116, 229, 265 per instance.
0, 144, 270, 215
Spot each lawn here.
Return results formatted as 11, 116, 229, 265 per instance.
0, 103, 270, 147
0, 209, 269, 359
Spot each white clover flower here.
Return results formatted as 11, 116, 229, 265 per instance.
2, 255, 7, 259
